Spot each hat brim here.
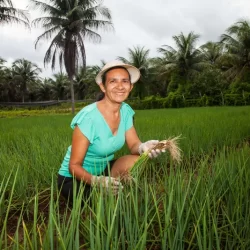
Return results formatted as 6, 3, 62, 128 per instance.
95, 64, 140, 85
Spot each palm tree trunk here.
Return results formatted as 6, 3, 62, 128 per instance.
69, 76, 75, 114
221, 91, 224, 106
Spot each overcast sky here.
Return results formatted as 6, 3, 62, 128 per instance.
0, 0, 249, 78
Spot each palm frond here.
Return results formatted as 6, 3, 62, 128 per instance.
117, 57, 130, 64
34, 26, 64, 48
0, 6, 30, 28
82, 28, 101, 43
29, 0, 61, 16
32, 16, 65, 28
84, 19, 113, 32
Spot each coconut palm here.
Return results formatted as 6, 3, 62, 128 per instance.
50, 73, 69, 100
142, 57, 169, 97
74, 66, 90, 100
30, 0, 113, 114
0, 66, 20, 102
117, 46, 150, 99
220, 20, 250, 81
0, 57, 6, 67
12, 58, 42, 102
0, 0, 29, 27
35, 78, 52, 101
0, 60, 8, 101
74, 63, 103, 100
157, 32, 205, 82
200, 41, 223, 65
90, 59, 106, 75
0, 57, 6, 84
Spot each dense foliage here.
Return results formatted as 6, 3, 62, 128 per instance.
0, 1, 250, 107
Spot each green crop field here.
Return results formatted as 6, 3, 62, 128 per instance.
0, 106, 250, 249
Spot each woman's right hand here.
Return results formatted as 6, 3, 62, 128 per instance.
91, 175, 123, 193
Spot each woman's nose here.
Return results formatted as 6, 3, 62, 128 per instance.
116, 81, 124, 88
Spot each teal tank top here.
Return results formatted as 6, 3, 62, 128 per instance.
58, 102, 135, 177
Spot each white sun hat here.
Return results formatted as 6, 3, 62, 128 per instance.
95, 60, 141, 85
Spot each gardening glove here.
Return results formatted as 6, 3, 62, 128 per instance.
91, 175, 123, 193
138, 140, 165, 158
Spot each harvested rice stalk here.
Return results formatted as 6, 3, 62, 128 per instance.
129, 135, 182, 177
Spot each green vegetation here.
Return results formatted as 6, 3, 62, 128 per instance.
0, 106, 249, 249
1, 16, 250, 111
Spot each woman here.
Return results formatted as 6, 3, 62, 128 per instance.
58, 61, 164, 203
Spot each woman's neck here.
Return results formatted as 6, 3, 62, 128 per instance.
97, 98, 121, 115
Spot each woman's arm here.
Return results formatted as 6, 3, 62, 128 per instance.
125, 126, 142, 155
126, 126, 162, 158
69, 126, 92, 185
69, 126, 123, 190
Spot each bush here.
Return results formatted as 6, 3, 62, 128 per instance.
127, 92, 250, 110
200, 95, 208, 106
184, 98, 201, 107
164, 93, 185, 108
206, 95, 223, 106
128, 96, 166, 110
243, 92, 250, 105
224, 94, 247, 106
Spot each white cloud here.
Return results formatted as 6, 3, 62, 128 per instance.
1, 0, 250, 78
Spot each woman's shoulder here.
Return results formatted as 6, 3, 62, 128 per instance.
80, 102, 97, 113
75, 102, 98, 117
70, 102, 97, 128
121, 102, 135, 115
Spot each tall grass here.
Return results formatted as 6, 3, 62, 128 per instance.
0, 106, 249, 249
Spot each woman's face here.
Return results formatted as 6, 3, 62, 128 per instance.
100, 68, 133, 103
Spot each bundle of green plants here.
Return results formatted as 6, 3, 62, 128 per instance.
129, 136, 182, 178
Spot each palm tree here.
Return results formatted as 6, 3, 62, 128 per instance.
157, 32, 205, 83
118, 46, 150, 99
90, 59, 106, 75
143, 57, 169, 97
0, 66, 19, 102
0, 57, 6, 84
74, 67, 89, 100
0, 58, 7, 101
79, 61, 106, 99
12, 58, 42, 102
35, 78, 52, 101
50, 73, 69, 100
30, 0, 113, 114
220, 19, 250, 81
0, 57, 6, 68
0, 0, 29, 27
74, 63, 104, 100
200, 41, 223, 65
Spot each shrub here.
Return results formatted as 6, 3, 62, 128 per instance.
163, 93, 185, 108
184, 98, 201, 107
224, 94, 246, 106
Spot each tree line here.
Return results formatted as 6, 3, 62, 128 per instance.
1, 0, 250, 111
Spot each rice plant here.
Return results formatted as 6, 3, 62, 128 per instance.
0, 106, 250, 249
129, 136, 182, 178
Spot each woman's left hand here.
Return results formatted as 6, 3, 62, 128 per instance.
138, 140, 165, 158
